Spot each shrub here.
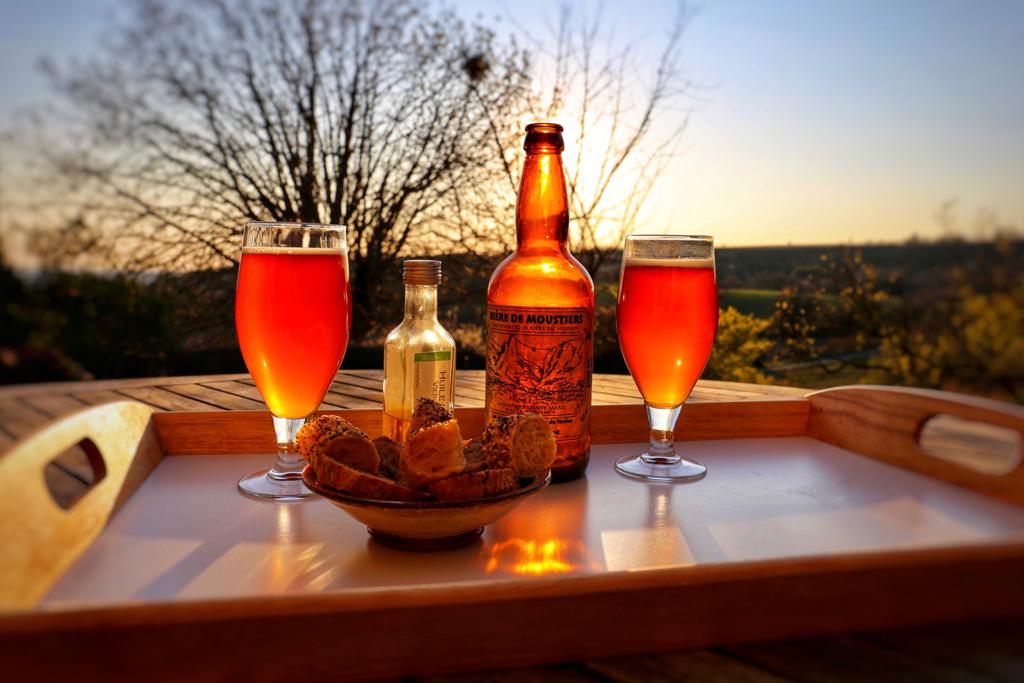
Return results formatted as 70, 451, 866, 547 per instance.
704, 307, 773, 383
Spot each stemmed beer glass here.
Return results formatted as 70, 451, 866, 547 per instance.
615, 235, 718, 482
235, 222, 351, 500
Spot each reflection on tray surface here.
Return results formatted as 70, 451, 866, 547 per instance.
485, 538, 595, 576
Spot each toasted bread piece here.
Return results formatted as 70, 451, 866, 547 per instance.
408, 397, 453, 438
373, 435, 402, 481
311, 420, 379, 474
481, 419, 513, 470
401, 419, 465, 489
295, 414, 348, 460
462, 437, 487, 474
313, 457, 427, 502
482, 414, 556, 478
428, 468, 518, 502
318, 432, 380, 474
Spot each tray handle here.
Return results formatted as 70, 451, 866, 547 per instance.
0, 400, 162, 610
806, 385, 1024, 506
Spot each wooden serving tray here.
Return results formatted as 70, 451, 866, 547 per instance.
1, 386, 1023, 682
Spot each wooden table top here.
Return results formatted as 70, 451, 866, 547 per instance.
0, 370, 808, 448
1, 371, 1020, 682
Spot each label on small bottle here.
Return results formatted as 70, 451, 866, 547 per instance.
486, 304, 593, 463
412, 350, 453, 404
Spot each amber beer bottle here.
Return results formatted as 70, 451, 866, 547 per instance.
486, 122, 595, 482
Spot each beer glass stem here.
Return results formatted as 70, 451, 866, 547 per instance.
268, 416, 306, 480
643, 404, 683, 466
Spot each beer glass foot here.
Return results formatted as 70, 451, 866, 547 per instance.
614, 454, 707, 483
238, 469, 312, 501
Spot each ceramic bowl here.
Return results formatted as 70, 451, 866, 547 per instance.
303, 466, 551, 550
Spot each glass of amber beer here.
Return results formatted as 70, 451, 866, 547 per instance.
615, 235, 718, 482
235, 222, 350, 500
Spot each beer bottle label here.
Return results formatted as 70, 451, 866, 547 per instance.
486, 304, 593, 464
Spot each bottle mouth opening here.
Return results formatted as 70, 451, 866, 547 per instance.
524, 122, 565, 152
525, 122, 564, 133
403, 259, 442, 285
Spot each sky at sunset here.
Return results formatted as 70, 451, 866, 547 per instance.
1, 0, 1022, 251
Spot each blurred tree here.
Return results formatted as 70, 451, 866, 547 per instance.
703, 307, 773, 384
520, 3, 692, 275
871, 235, 1024, 400
20, 0, 693, 337
0, 239, 31, 355
0, 239, 70, 383
772, 283, 826, 362
23, 272, 180, 380
769, 237, 1024, 402
27, 0, 531, 337
593, 302, 620, 363
0, 235, 182, 382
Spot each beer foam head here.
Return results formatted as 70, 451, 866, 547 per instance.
242, 246, 345, 256
623, 234, 714, 267
623, 256, 715, 269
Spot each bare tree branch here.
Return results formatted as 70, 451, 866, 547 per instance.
27, 0, 531, 335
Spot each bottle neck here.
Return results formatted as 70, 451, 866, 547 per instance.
516, 151, 569, 254
404, 283, 439, 321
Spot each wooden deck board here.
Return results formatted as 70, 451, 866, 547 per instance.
21, 393, 88, 418
0, 373, 250, 398
116, 386, 228, 412
321, 391, 382, 410
0, 371, 925, 449
326, 379, 385, 403
328, 373, 387, 392
0, 400, 51, 439
583, 650, 796, 683
722, 634, 996, 683
174, 383, 267, 411
858, 620, 1024, 681
73, 390, 134, 405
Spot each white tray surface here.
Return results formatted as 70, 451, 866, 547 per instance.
44, 437, 1024, 607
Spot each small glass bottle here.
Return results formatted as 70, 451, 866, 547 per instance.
383, 260, 457, 441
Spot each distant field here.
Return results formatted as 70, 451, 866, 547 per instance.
720, 288, 780, 318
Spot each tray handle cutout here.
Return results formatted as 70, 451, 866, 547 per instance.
806, 385, 1024, 506
44, 437, 108, 510
0, 400, 161, 611
919, 414, 1022, 476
